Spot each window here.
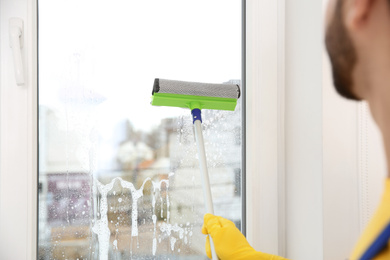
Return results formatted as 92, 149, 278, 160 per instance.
37, 0, 242, 259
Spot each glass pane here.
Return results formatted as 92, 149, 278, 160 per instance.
38, 1, 242, 259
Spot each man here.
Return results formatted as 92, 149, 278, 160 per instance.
202, 0, 390, 259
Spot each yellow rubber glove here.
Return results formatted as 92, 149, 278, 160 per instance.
202, 214, 288, 260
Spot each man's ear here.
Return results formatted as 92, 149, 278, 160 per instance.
345, 0, 376, 30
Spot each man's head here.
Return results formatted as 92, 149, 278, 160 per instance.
325, 0, 390, 101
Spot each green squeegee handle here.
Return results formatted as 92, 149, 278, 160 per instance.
191, 109, 219, 260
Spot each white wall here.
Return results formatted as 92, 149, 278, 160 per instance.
322, 54, 387, 259
322, 49, 361, 260
284, 1, 387, 259
246, 1, 388, 259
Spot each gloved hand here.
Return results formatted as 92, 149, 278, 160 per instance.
202, 213, 287, 260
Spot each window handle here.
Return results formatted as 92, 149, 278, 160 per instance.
9, 18, 24, 86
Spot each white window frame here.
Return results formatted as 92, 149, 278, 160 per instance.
0, 0, 38, 259
245, 0, 286, 256
3, 0, 356, 259
245, 0, 327, 259
2, 0, 251, 259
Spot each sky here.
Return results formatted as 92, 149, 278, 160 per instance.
38, 0, 241, 131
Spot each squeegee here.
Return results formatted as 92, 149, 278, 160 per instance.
151, 78, 241, 260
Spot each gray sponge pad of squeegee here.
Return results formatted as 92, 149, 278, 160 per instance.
153, 78, 240, 99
